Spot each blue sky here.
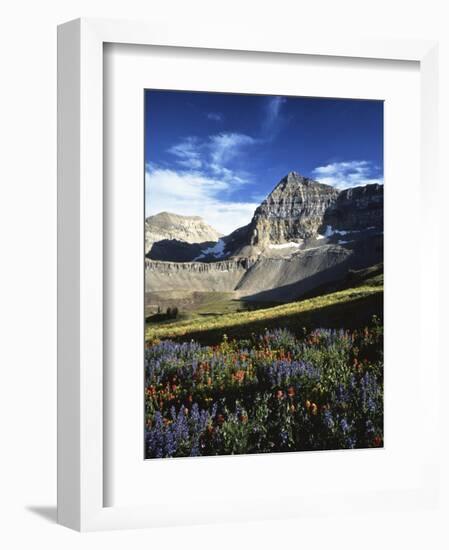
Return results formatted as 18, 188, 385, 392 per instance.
145, 90, 383, 234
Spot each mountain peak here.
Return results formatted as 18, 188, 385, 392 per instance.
286, 170, 304, 179
283, 171, 307, 183
271, 171, 321, 193
243, 172, 339, 248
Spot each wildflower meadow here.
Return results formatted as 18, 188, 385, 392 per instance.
145, 323, 383, 458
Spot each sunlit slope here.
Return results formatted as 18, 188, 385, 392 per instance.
146, 280, 383, 345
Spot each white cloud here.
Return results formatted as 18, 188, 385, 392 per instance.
207, 112, 223, 122
311, 160, 383, 189
145, 167, 258, 235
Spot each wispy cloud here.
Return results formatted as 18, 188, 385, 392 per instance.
311, 160, 383, 189
207, 112, 223, 122
167, 137, 203, 169
209, 133, 256, 166
167, 132, 257, 185
262, 96, 287, 137
154, 100, 289, 233
145, 166, 258, 234
158, 131, 260, 233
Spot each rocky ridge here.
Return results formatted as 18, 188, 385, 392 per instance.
321, 183, 383, 233
145, 211, 222, 254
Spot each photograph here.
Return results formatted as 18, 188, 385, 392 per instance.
144, 90, 384, 459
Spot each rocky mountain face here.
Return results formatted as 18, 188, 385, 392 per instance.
145, 258, 255, 293
222, 173, 382, 258
248, 172, 339, 246
145, 212, 222, 254
321, 183, 383, 232
145, 245, 356, 301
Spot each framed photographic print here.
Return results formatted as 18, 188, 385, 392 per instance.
58, 18, 442, 531
143, 89, 384, 459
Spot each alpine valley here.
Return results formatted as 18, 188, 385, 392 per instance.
145, 171, 383, 330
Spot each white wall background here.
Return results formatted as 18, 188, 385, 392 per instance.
0, 0, 448, 548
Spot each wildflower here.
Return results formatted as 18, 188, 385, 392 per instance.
346, 435, 356, 449
340, 419, 349, 433
144, 324, 383, 458
323, 410, 334, 429
233, 370, 245, 383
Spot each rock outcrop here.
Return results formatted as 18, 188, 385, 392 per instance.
321, 183, 383, 233
145, 258, 255, 293
145, 212, 222, 254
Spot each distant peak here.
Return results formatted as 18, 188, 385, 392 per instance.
151, 211, 203, 221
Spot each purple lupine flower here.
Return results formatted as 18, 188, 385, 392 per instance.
340, 418, 349, 433
323, 410, 335, 430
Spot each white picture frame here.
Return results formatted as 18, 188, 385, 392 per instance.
57, 17, 440, 531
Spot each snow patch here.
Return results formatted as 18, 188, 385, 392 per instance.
325, 225, 351, 237
319, 225, 362, 239
268, 241, 303, 250
193, 239, 226, 260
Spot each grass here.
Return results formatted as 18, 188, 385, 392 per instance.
146, 281, 383, 345
146, 291, 276, 324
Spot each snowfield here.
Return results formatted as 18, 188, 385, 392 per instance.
194, 238, 226, 260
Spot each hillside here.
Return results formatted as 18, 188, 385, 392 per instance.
146, 280, 383, 345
